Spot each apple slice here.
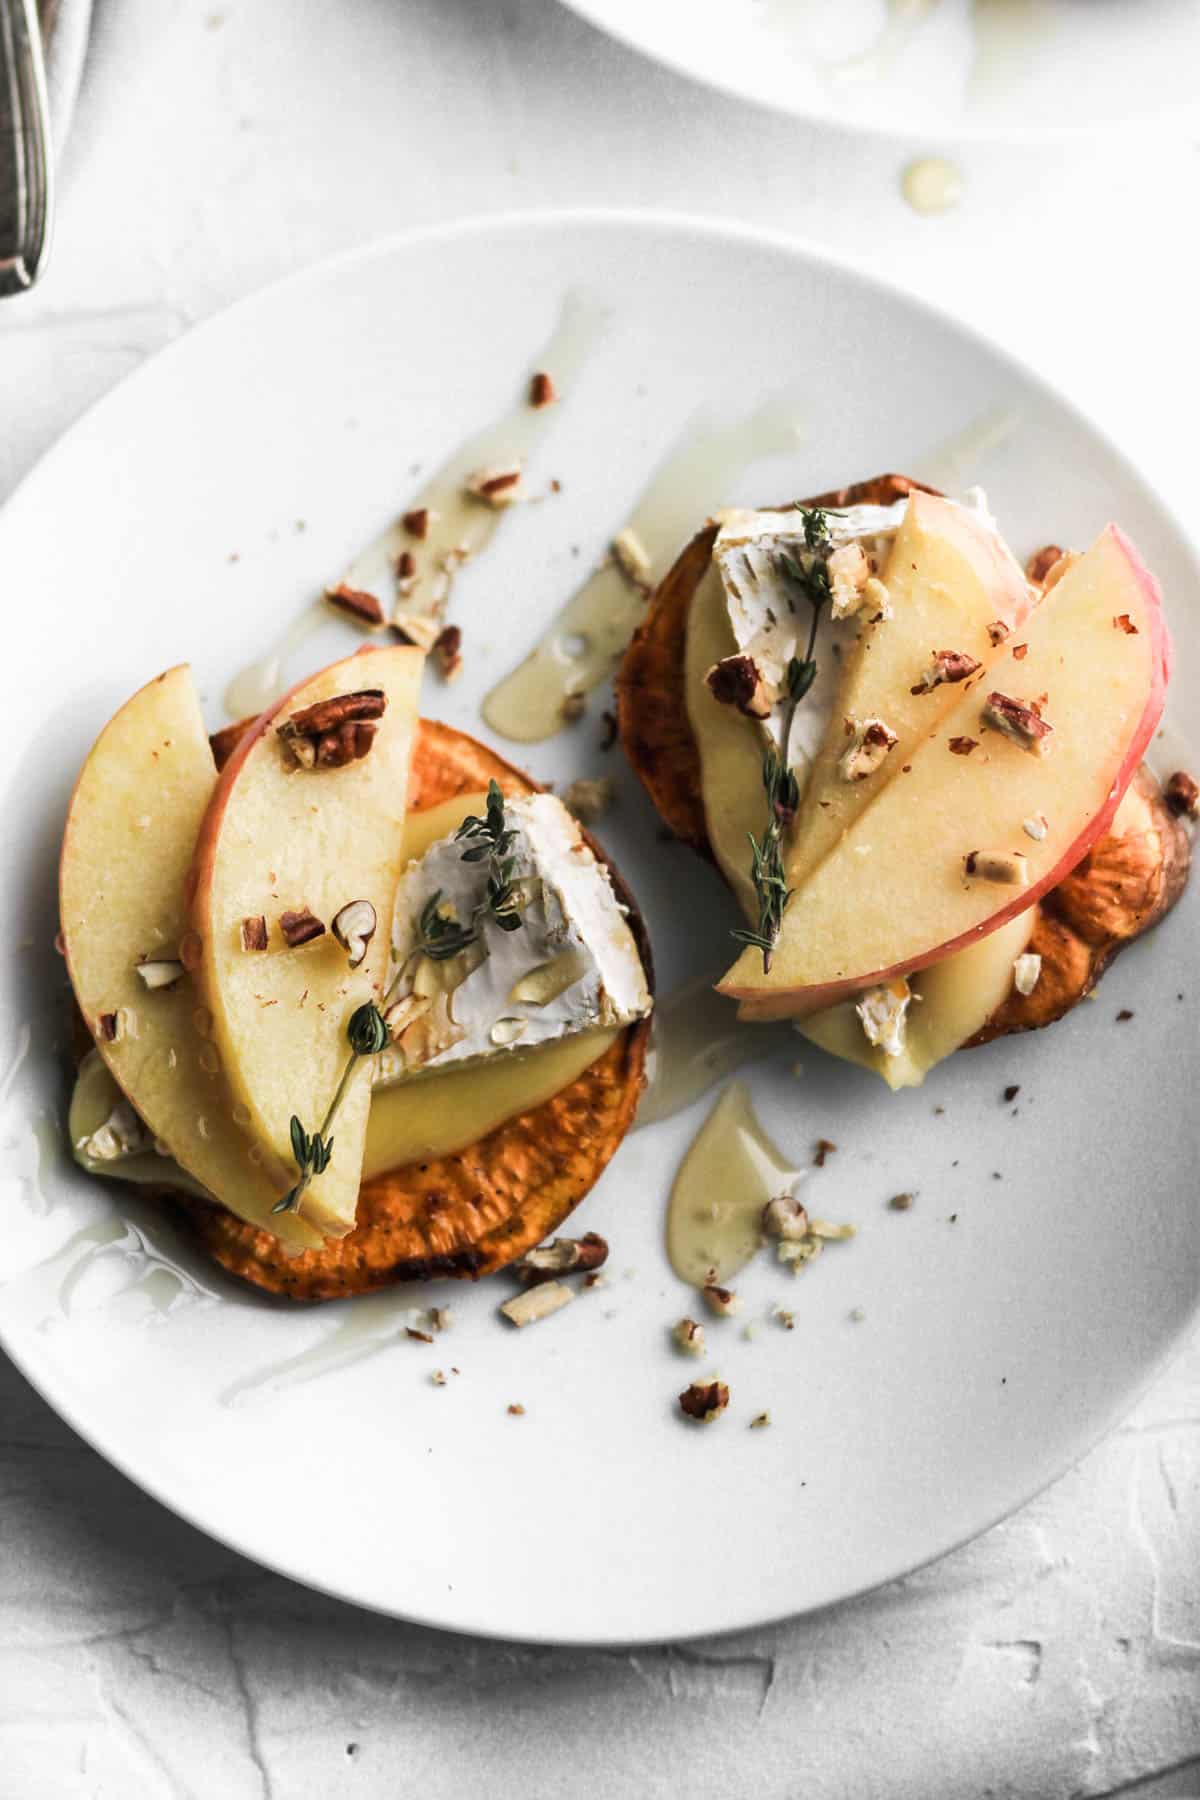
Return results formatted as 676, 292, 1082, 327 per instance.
59, 667, 322, 1249
721, 526, 1169, 1019
190, 647, 423, 1235
786, 490, 1035, 888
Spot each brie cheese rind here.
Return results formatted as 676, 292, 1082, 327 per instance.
381, 793, 651, 1080
712, 488, 1000, 762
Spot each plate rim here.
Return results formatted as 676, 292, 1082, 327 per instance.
553, 0, 1200, 142
3, 204, 1200, 1647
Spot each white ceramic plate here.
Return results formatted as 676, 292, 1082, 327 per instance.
557, 0, 1200, 137
1, 212, 1198, 1646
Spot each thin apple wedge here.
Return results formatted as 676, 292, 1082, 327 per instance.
786, 490, 1035, 888
59, 666, 322, 1249
721, 526, 1170, 1019
189, 647, 423, 1236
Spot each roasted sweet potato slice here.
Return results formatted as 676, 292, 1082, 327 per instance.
615, 475, 1191, 1046
165, 719, 651, 1299
969, 766, 1189, 1044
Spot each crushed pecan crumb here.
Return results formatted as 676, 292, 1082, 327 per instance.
325, 584, 384, 628
507, 1403, 526, 1417
500, 1281, 574, 1327
774, 1308, 795, 1330
466, 464, 525, 507
702, 1284, 742, 1318
1012, 643, 1028, 661
813, 1138, 837, 1167
560, 691, 587, 725
949, 736, 979, 756
1113, 613, 1139, 635
965, 849, 1029, 886
1116, 1008, 1134, 1022
987, 620, 1011, 646
750, 1413, 771, 1431
513, 1233, 608, 1285
279, 908, 326, 948
679, 1380, 729, 1424
241, 915, 268, 952
1164, 770, 1200, 819
889, 1193, 915, 1211
402, 507, 430, 540
528, 370, 558, 409
1003, 1084, 1020, 1103
432, 624, 463, 682
395, 549, 417, 584
839, 718, 898, 783
911, 649, 982, 695
97, 1011, 120, 1042
406, 1327, 434, 1345
762, 1193, 809, 1240
672, 1317, 706, 1357
706, 653, 774, 720
982, 691, 1053, 756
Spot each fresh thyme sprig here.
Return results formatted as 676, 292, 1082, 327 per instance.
273, 781, 525, 1216
455, 779, 523, 932
731, 506, 834, 972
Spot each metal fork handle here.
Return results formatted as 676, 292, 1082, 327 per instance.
0, 0, 53, 296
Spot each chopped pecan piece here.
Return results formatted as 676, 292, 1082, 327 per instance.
1164, 769, 1200, 819
965, 849, 1029, 886
466, 464, 525, 507
277, 688, 387, 770
672, 1317, 706, 1357
402, 507, 430, 540
702, 1283, 742, 1318
762, 1192, 809, 1240
500, 1281, 574, 1327
982, 691, 1053, 755
1026, 544, 1064, 585
679, 1380, 730, 1424
279, 908, 326, 948
97, 1011, 120, 1042
513, 1232, 608, 1285
986, 620, 1011, 647
241, 915, 269, 952
528, 370, 558, 408
705, 654, 774, 719
911, 649, 982, 695
838, 718, 898, 782
949, 736, 979, 756
1113, 613, 1139, 635
1012, 643, 1029, 661
325, 584, 384, 628
827, 542, 871, 619
395, 549, 417, 584
432, 624, 463, 682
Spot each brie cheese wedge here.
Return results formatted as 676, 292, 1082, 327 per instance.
381, 793, 651, 1080
711, 488, 1000, 765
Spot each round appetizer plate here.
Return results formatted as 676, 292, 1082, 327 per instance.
1, 212, 1198, 1646
556, 0, 1200, 138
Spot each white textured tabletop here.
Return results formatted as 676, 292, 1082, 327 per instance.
3, 2, 1199, 1794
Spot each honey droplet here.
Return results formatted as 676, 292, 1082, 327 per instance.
232, 1102, 252, 1126
192, 1006, 214, 1038
247, 1143, 263, 1165
199, 1045, 221, 1075
179, 931, 203, 972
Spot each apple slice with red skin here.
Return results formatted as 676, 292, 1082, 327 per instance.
785, 489, 1036, 889
189, 646, 423, 1236
721, 526, 1170, 1020
59, 666, 322, 1249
